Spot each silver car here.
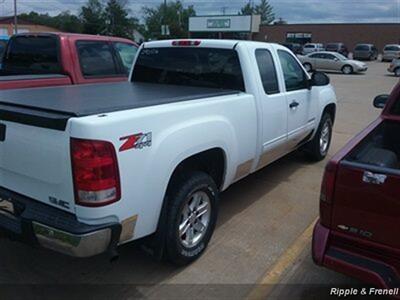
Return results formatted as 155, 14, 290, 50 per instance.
299, 51, 368, 74
382, 44, 400, 62
302, 43, 324, 55
388, 58, 400, 77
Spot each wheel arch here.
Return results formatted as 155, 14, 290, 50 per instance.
322, 103, 337, 125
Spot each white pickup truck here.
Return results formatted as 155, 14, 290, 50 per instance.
0, 40, 336, 265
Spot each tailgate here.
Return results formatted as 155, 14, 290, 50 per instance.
332, 120, 400, 248
0, 120, 75, 213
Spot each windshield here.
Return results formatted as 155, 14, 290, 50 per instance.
385, 45, 400, 51
355, 45, 369, 51
304, 45, 314, 48
132, 47, 245, 91
326, 44, 339, 49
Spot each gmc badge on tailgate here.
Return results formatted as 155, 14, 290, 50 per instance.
0, 123, 6, 142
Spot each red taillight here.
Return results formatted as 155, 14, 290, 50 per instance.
320, 160, 338, 227
172, 40, 201, 47
71, 138, 121, 207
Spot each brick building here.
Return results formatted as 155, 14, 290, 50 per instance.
253, 23, 400, 52
0, 16, 61, 37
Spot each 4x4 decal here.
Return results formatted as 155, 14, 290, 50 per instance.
119, 132, 152, 152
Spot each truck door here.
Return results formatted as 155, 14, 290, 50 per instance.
254, 48, 288, 168
277, 50, 314, 149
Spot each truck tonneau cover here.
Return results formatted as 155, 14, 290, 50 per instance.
0, 82, 240, 130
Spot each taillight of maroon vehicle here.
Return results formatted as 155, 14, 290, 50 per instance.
319, 160, 339, 228
71, 138, 121, 207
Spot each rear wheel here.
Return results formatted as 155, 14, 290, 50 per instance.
164, 171, 219, 265
394, 68, 400, 77
341, 65, 353, 75
305, 113, 333, 161
303, 63, 312, 72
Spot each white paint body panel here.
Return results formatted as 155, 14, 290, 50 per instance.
0, 40, 337, 243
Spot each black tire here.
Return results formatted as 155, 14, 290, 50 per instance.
164, 171, 219, 266
341, 65, 353, 75
394, 68, 400, 77
304, 113, 333, 161
303, 63, 312, 72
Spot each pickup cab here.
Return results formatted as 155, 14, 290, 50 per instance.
313, 83, 400, 290
0, 39, 336, 265
0, 32, 138, 90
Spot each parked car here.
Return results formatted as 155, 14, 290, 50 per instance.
388, 58, 400, 77
0, 32, 138, 90
281, 42, 303, 55
382, 44, 400, 62
325, 43, 349, 57
299, 51, 367, 74
353, 44, 378, 61
313, 81, 400, 291
0, 40, 336, 265
302, 43, 324, 55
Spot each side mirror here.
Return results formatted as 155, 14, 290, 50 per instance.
373, 94, 389, 109
310, 71, 330, 87
334, 58, 339, 61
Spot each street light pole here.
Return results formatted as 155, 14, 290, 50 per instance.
13, 0, 18, 34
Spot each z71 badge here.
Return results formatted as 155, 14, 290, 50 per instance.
119, 132, 152, 152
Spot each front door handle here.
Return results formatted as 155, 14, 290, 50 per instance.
289, 101, 300, 109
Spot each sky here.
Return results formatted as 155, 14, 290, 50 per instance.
0, 0, 399, 24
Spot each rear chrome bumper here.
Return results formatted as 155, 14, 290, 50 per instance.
32, 222, 113, 257
0, 187, 121, 258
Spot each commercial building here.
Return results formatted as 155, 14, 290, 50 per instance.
0, 16, 61, 37
189, 15, 261, 39
253, 23, 400, 51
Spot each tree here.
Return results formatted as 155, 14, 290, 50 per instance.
255, 0, 275, 24
142, 1, 196, 40
80, 0, 106, 35
239, 0, 275, 24
103, 0, 136, 38
19, 11, 83, 33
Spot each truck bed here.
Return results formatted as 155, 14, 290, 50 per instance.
0, 82, 239, 131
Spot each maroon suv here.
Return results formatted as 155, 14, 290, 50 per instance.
313, 81, 400, 290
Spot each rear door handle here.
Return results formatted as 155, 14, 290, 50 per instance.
289, 101, 300, 109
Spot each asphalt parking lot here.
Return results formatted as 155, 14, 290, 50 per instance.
0, 61, 398, 300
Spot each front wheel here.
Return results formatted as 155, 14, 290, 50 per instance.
304, 113, 333, 161
164, 171, 219, 265
342, 65, 353, 75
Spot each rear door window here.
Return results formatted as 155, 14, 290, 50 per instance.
255, 49, 280, 94
76, 41, 120, 77
2, 35, 61, 75
113, 42, 138, 74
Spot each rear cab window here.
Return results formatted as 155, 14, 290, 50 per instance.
2, 35, 61, 75
76, 40, 122, 77
132, 47, 245, 91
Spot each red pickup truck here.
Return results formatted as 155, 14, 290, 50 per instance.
313, 82, 400, 292
0, 32, 138, 90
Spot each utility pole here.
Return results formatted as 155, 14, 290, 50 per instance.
13, 0, 18, 34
